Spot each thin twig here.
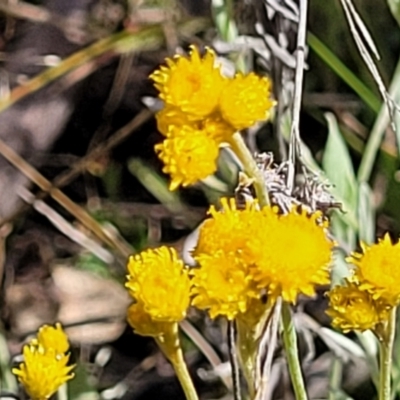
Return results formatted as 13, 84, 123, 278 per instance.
180, 320, 232, 390
0, 17, 210, 115
255, 298, 282, 400
18, 186, 114, 263
228, 321, 242, 400
0, 137, 132, 261
287, 0, 308, 192
340, 0, 399, 131
4, 109, 153, 225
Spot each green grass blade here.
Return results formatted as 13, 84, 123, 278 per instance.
308, 32, 381, 113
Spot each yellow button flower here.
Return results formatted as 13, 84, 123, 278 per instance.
326, 279, 391, 333
150, 46, 226, 120
194, 197, 261, 265
155, 106, 191, 136
249, 208, 333, 304
13, 332, 74, 400
127, 302, 172, 337
34, 322, 70, 355
126, 247, 191, 323
219, 72, 275, 131
155, 125, 220, 190
191, 251, 259, 320
349, 234, 400, 306
201, 116, 236, 143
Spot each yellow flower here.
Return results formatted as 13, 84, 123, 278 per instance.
155, 125, 220, 190
127, 302, 171, 337
349, 233, 400, 306
126, 246, 191, 323
326, 279, 391, 333
12, 344, 74, 400
194, 197, 260, 264
150, 46, 226, 120
191, 251, 259, 320
34, 323, 70, 355
219, 72, 275, 130
250, 208, 333, 303
155, 106, 191, 136
202, 116, 236, 143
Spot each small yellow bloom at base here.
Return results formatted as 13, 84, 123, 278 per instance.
150, 46, 226, 120
202, 116, 236, 143
326, 280, 391, 333
13, 344, 74, 400
155, 126, 220, 190
127, 302, 172, 337
191, 251, 259, 320
219, 72, 275, 131
349, 233, 400, 306
34, 322, 70, 355
250, 208, 333, 304
126, 247, 191, 323
194, 197, 260, 265
155, 106, 191, 136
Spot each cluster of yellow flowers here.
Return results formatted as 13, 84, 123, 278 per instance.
124, 45, 400, 341
125, 201, 400, 337
327, 234, 400, 333
13, 323, 75, 400
125, 198, 334, 336
150, 46, 275, 190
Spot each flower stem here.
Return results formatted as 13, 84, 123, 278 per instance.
229, 133, 270, 207
281, 302, 308, 400
378, 307, 396, 400
236, 318, 257, 398
155, 324, 199, 400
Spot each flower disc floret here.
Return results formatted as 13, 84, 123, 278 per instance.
194, 197, 261, 264
219, 72, 275, 130
13, 344, 74, 400
155, 125, 220, 190
35, 323, 70, 355
155, 106, 191, 136
150, 46, 226, 120
127, 302, 172, 337
326, 279, 391, 333
191, 251, 259, 320
126, 246, 191, 323
349, 234, 400, 306
250, 208, 333, 303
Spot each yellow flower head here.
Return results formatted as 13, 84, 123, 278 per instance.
35, 323, 70, 355
250, 207, 333, 303
349, 234, 400, 306
126, 246, 191, 323
194, 197, 260, 264
12, 344, 74, 400
155, 106, 191, 136
150, 46, 226, 120
326, 279, 391, 333
219, 72, 275, 130
191, 251, 259, 320
127, 302, 171, 337
202, 116, 236, 143
155, 125, 220, 190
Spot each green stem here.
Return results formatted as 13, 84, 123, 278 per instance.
378, 307, 396, 400
155, 324, 199, 400
281, 303, 308, 400
236, 318, 257, 398
229, 133, 270, 207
